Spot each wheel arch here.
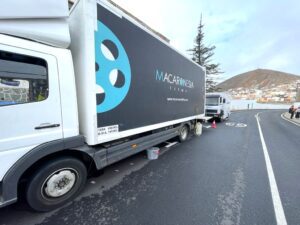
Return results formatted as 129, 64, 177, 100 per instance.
178, 122, 192, 142
180, 121, 192, 130
19, 149, 96, 185
1, 136, 95, 207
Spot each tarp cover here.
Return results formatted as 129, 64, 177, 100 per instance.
0, 0, 70, 48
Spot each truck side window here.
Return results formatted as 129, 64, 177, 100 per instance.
223, 98, 226, 103
0, 51, 48, 106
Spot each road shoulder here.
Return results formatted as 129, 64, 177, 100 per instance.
281, 112, 300, 126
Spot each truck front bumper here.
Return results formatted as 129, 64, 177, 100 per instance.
205, 113, 220, 118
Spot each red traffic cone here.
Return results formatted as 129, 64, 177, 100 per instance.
211, 120, 217, 128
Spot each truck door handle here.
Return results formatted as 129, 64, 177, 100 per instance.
35, 123, 60, 130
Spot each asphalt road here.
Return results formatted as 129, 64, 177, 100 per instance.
0, 110, 299, 225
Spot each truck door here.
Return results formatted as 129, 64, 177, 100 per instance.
222, 97, 230, 118
222, 97, 227, 117
0, 46, 63, 154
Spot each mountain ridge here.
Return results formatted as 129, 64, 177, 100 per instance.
217, 69, 300, 91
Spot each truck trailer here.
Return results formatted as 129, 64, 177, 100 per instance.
0, 0, 206, 211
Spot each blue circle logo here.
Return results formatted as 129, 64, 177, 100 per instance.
95, 21, 131, 113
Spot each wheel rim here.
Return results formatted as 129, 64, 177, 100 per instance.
180, 126, 188, 140
42, 168, 78, 199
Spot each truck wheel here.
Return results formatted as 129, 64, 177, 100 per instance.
194, 122, 202, 136
26, 157, 87, 212
219, 110, 224, 122
178, 125, 189, 142
226, 113, 230, 120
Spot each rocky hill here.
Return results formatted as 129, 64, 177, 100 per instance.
217, 69, 300, 91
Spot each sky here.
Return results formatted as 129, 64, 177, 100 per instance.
112, 0, 300, 82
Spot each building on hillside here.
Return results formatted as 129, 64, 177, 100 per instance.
296, 82, 300, 102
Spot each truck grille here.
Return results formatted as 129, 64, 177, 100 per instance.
205, 109, 217, 113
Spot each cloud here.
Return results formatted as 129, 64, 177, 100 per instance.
207, 1, 300, 78
111, 0, 300, 80
265, 55, 289, 70
110, 0, 166, 32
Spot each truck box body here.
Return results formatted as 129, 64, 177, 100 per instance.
69, 0, 205, 145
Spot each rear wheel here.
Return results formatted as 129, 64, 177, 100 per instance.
219, 110, 225, 122
194, 122, 202, 136
226, 112, 230, 120
26, 157, 87, 212
178, 125, 189, 142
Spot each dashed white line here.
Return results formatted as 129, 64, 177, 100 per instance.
255, 113, 287, 225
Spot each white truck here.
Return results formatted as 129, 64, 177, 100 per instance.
0, 0, 206, 211
205, 92, 231, 122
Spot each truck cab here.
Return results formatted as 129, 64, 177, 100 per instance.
205, 93, 231, 122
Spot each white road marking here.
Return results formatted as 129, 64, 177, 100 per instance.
255, 113, 288, 225
225, 122, 247, 128
226, 122, 236, 126
203, 125, 211, 129
281, 113, 300, 127
236, 123, 247, 128
165, 142, 178, 148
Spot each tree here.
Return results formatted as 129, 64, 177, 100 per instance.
189, 15, 223, 92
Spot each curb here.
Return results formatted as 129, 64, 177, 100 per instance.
281, 112, 300, 127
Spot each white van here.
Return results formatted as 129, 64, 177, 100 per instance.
205, 93, 231, 122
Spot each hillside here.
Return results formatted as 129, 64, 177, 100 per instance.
217, 69, 300, 91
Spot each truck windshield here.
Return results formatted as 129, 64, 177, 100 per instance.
206, 97, 219, 106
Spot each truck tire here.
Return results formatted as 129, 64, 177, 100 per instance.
26, 157, 87, 212
218, 110, 224, 122
178, 125, 189, 142
226, 113, 230, 120
194, 122, 202, 136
